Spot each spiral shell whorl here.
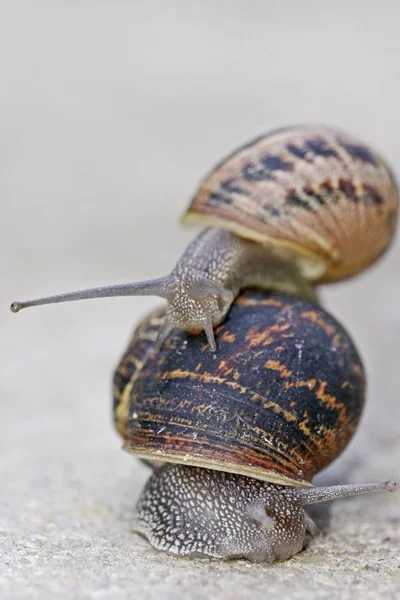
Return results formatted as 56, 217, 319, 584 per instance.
183, 126, 398, 282
113, 291, 365, 487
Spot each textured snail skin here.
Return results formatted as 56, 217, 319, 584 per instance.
160, 227, 318, 343
114, 290, 365, 487
134, 464, 306, 562
134, 466, 395, 561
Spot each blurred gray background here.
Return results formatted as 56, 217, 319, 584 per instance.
1, 2, 400, 599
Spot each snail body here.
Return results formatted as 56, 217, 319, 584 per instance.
144, 227, 319, 350
113, 290, 396, 561
134, 466, 393, 562
11, 125, 398, 352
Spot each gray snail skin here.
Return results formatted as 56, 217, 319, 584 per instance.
135, 464, 395, 562
10, 125, 399, 353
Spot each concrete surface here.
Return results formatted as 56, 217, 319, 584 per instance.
1, 2, 400, 599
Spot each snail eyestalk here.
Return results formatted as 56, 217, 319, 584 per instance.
8, 269, 230, 352
292, 480, 397, 506
10, 302, 23, 313
9, 228, 321, 353
9, 278, 171, 313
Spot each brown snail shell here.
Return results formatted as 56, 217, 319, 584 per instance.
113, 290, 365, 488
182, 125, 399, 282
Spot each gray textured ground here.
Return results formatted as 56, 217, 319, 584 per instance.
1, 2, 400, 599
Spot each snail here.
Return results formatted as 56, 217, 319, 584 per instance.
113, 289, 396, 562
10, 125, 399, 352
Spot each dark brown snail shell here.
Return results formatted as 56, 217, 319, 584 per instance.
113, 290, 365, 487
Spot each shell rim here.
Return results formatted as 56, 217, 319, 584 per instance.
124, 444, 314, 488
181, 211, 329, 282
